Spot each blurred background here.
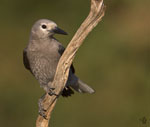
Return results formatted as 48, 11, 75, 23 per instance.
0, 0, 150, 127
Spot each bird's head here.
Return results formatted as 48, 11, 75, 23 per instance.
31, 19, 67, 39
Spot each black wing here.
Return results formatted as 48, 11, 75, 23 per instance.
23, 48, 31, 70
58, 45, 75, 73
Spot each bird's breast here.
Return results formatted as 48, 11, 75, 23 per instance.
28, 49, 61, 85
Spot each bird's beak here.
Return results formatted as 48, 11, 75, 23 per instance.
52, 27, 68, 35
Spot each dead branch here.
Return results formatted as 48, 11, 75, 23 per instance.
36, 0, 105, 127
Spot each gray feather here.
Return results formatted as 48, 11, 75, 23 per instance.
23, 19, 95, 96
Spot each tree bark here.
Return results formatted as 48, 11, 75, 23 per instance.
36, 0, 106, 127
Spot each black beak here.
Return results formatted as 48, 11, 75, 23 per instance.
53, 27, 68, 35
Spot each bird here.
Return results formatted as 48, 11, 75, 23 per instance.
23, 19, 95, 97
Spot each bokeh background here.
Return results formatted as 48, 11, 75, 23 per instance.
0, 0, 150, 127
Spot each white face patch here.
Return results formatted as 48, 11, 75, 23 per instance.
40, 23, 48, 32
47, 22, 57, 31
40, 22, 57, 34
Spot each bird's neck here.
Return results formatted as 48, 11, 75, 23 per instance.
28, 36, 57, 52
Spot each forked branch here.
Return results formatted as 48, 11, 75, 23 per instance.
36, 0, 105, 127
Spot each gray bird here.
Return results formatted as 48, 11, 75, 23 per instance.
23, 19, 94, 97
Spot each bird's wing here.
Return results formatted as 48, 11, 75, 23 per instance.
58, 45, 75, 74
23, 48, 31, 70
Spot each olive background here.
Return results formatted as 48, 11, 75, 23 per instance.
0, 0, 150, 127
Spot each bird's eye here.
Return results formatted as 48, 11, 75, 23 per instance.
41, 24, 47, 29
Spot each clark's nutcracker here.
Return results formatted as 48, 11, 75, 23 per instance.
23, 19, 94, 97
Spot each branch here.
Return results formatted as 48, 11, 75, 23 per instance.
36, 0, 105, 126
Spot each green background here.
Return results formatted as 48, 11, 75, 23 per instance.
0, 0, 150, 127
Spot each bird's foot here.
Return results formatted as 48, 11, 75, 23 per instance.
38, 97, 47, 119
48, 88, 58, 97
39, 108, 47, 119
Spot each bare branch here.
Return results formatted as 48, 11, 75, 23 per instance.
36, 0, 105, 127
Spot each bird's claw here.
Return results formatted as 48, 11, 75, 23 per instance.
39, 108, 47, 119
38, 88, 58, 119
48, 88, 58, 97
38, 97, 48, 119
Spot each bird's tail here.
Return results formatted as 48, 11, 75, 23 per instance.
70, 78, 95, 94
